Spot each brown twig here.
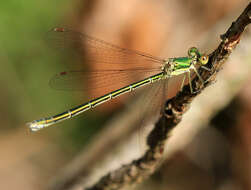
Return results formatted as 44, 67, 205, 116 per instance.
85, 3, 251, 190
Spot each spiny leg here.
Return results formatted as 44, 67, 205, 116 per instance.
201, 66, 211, 71
192, 66, 205, 88
187, 71, 193, 94
201, 65, 216, 83
180, 73, 186, 91
181, 68, 205, 94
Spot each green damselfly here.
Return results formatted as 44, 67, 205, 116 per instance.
28, 27, 209, 132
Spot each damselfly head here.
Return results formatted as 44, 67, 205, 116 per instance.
199, 54, 209, 65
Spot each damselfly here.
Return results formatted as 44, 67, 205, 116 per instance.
28, 27, 209, 132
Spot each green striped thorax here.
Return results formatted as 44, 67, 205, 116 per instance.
163, 47, 209, 77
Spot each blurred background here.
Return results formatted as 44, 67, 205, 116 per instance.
1, 0, 251, 189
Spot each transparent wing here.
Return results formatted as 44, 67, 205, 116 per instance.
47, 27, 165, 98
138, 77, 168, 125
46, 27, 164, 70
49, 68, 161, 99
131, 77, 168, 147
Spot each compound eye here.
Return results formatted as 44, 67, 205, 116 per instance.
200, 55, 209, 65
188, 47, 199, 58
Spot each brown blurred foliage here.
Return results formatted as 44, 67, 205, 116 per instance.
1, 1, 251, 190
